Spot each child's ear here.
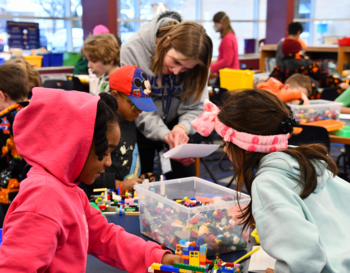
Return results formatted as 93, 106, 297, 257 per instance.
0, 91, 6, 102
110, 90, 119, 99
283, 84, 290, 90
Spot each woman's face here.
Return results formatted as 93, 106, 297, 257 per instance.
162, 48, 198, 75
214, 22, 223, 32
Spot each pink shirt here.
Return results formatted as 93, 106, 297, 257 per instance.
0, 88, 169, 273
210, 32, 240, 73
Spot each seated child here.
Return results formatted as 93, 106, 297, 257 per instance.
7, 57, 41, 98
192, 91, 350, 273
80, 65, 157, 198
257, 73, 312, 105
0, 64, 29, 227
82, 33, 120, 93
0, 88, 181, 271
270, 38, 349, 91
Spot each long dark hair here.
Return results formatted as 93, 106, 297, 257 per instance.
93, 93, 120, 160
218, 89, 337, 230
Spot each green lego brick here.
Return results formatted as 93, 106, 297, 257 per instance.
173, 263, 205, 272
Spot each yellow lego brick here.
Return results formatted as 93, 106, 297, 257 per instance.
183, 196, 189, 201
93, 188, 108, 192
125, 211, 140, 216
179, 269, 186, 273
151, 263, 161, 270
175, 200, 183, 203
215, 238, 222, 244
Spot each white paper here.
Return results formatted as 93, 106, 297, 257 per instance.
159, 151, 172, 174
339, 114, 350, 120
248, 246, 276, 272
163, 144, 219, 159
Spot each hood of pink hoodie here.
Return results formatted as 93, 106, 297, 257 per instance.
13, 87, 100, 187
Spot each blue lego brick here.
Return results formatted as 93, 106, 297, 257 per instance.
206, 211, 213, 217
160, 264, 179, 272
188, 246, 194, 251
183, 251, 189, 256
182, 247, 189, 251
194, 246, 200, 251
191, 197, 197, 200
200, 246, 207, 252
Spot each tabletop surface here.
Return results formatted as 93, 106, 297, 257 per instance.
86, 214, 252, 273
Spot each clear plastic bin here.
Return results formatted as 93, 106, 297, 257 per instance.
134, 177, 250, 256
288, 99, 343, 123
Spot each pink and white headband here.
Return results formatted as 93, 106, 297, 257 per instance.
191, 99, 289, 153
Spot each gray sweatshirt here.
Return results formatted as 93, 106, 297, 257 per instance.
120, 11, 208, 142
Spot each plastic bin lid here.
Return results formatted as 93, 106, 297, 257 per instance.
305, 119, 345, 132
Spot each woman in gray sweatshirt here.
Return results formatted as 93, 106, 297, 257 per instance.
121, 11, 213, 179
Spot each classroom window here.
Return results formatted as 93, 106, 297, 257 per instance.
117, 0, 267, 56
0, 0, 82, 52
294, 0, 350, 46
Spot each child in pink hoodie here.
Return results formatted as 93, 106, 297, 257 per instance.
0, 88, 182, 272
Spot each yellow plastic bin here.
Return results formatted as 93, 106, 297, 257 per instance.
23, 55, 43, 68
219, 68, 255, 91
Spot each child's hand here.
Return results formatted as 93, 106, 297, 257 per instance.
161, 253, 183, 266
266, 269, 274, 273
301, 93, 310, 105
115, 178, 142, 191
340, 82, 349, 90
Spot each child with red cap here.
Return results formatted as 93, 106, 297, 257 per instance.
270, 38, 348, 98
80, 65, 158, 198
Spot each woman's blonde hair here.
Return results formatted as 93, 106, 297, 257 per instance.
152, 21, 213, 101
213, 12, 235, 38
82, 33, 120, 66
7, 57, 41, 92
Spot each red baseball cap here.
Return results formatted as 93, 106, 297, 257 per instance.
109, 65, 157, 112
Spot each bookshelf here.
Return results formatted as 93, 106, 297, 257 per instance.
259, 44, 348, 73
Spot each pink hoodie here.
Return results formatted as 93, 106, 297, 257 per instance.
0, 88, 169, 272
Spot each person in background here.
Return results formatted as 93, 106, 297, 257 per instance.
73, 25, 121, 75
80, 65, 157, 199
192, 90, 350, 273
275, 22, 307, 67
82, 33, 120, 93
210, 12, 239, 76
7, 57, 41, 98
121, 11, 212, 179
0, 64, 29, 228
270, 38, 349, 96
257, 73, 311, 104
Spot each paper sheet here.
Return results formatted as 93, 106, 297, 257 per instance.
339, 114, 350, 120
162, 144, 219, 159
248, 246, 276, 272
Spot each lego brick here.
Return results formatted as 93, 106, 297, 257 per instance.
182, 255, 189, 260
182, 251, 189, 256
173, 262, 205, 272
160, 265, 180, 272
125, 211, 140, 216
151, 263, 162, 270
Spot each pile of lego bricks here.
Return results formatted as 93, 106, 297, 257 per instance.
140, 197, 248, 256
91, 188, 140, 215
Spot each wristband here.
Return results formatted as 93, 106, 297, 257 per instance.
174, 124, 187, 134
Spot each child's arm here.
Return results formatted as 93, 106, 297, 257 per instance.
0, 212, 60, 271
81, 190, 179, 271
252, 175, 327, 273
277, 91, 302, 103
